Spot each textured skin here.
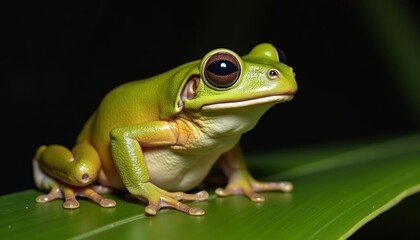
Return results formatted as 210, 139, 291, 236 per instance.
33, 43, 298, 215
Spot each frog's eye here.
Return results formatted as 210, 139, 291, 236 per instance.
268, 69, 280, 79
204, 52, 240, 88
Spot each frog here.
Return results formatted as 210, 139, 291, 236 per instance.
32, 43, 298, 216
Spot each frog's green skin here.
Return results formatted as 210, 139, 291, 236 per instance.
33, 43, 298, 216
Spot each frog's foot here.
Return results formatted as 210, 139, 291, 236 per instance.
36, 184, 116, 209
215, 171, 293, 202
33, 157, 116, 209
135, 183, 208, 216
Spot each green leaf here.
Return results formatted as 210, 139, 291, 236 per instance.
1, 133, 420, 240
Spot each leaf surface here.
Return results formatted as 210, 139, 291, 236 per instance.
1, 134, 419, 240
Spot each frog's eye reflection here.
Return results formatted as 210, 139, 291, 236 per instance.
204, 52, 240, 88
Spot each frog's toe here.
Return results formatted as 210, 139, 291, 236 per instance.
76, 186, 116, 208
35, 193, 59, 203
279, 181, 293, 192
145, 199, 205, 216
35, 185, 62, 203
145, 204, 158, 215
170, 190, 209, 201
99, 198, 117, 208
63, 199, 80, 209
254, 181, 294, 193
249, 193, 265, 202
188, 207, 205, 216
216, 186, 266, 202
216, 179, 293, 202
171, 200, 205, 216
215, 187, 240, 197
35, 195, 49, 203
194, 190, 209, 201
60, 185, 81, 209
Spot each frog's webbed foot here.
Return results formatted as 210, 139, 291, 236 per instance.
33, 145, 116, 209
215, 169, 293, 202
34, 167, 116, 209
35, 183, 116, 209
133, 183, 208, 216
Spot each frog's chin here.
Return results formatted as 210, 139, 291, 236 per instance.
201, 95, 293, 110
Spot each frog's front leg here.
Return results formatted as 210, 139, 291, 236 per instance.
216, 145, 293, 202
109, 121, 208, 216
33, 143, 116, 208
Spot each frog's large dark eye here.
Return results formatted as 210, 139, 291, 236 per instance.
204, 52, 240, 88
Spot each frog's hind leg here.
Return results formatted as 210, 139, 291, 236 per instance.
33, 143, 116, 209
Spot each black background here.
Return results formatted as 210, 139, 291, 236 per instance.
2, 0, 419, 199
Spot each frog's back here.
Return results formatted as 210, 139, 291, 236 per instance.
77, 80, 159, 142
94, 61, 198, 129
92, 76, 168, 144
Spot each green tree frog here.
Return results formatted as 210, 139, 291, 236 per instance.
32, 43, 298, 216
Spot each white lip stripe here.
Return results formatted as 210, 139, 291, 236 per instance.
202, 95, 293, 110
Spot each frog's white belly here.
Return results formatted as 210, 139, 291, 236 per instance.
143, 148, 220, 191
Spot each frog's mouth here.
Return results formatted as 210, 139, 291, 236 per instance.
178, 75, 295, 111
201, 95, 293, 110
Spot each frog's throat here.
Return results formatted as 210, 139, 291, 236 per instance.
201, 95, 293, 110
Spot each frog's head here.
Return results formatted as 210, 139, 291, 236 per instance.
177, 43, 297, 117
